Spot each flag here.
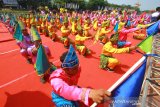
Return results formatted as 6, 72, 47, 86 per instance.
13, 23, 23, 41
35, 45, 51, 75
30, 25, 41, 42
111, 59, 147, 107
137, 36, 153, 53
147, 20, 160, 35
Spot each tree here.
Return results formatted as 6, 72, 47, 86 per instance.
87, 0, 106, 10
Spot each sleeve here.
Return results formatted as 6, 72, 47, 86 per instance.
61, 27, 70, 33
50, 78, 90, 106
122, 28, 139, 33
84, 25, 90, 30
101, 28, 111, 34
76, 36, 88, 41
104, 43, 129, 54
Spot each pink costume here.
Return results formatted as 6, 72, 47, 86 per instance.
18, 35, 33, 59
28, 45, 51, 63
119, 28, 139, 41
50, 68, 90, 106
118, 28, 139, 47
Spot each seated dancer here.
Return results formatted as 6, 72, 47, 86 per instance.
117, 20, 141, 48
48, 19, 58, 41
100, 33, 137, 72
28, 25, 54, 83
28, 24, 51, 64
93, 18, 98, 31
133, 20, 148, 40
83, 17, 92, 37
75, 24, 92, 56
71, 18, 78, 36
94, 20, 111, 44
14, 21, 33, 64
50, 45, 111, 107
60, 16, 71, 48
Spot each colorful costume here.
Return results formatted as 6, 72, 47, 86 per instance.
28, 25, 51, 64
83, 19, 92, 37
75, 34, 90, 56
14, 21, 33, 63
100, 41, 129, 71
95, 21, 111, 44
118, 21, 139, 48
50, 45, 90, 106
48, 24, 57, 41
93, 18, 98, 31
71, 18, 77, 35
60, 17, 71, 48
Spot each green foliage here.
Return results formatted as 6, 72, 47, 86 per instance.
1, 0, 140, 11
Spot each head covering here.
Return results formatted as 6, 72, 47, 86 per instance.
18, 21, 26, 30
30, 25, 41, 41
50, 18, 55, 24
101, 20, 110, 28
114, 22, 119, 32
110, 33, 119, 42
62, 45, 79, 68
63, 16, 68, 24
77, 23, 83, 32
13, 22, 23, 41
85, 17, 91, 24
106, 20, 110, 27
101, 22, 107, 28
35, 44, 51, 75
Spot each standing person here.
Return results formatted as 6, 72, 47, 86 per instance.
100, 33, 137, 72
151, 7, 160, 22
50, 45, 111, 107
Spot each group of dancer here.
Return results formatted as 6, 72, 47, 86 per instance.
0, 7, 160, 106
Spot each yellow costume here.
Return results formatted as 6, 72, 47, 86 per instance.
60, 17, 71, 47
48, 25, 57, 41
93, 18, 98, 31
41, 20, 47, 36
71, 19, 77, 35
95, 21, 111, 44
75, 34, 90, 55
133, 24, 148, 40
83, 19, 92, 37
55, 18, 61, 30
100, 41, 129, 70
118, 22, 125, 31
26, 17, 30, 28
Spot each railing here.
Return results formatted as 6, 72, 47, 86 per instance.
140, 34, 160, 107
